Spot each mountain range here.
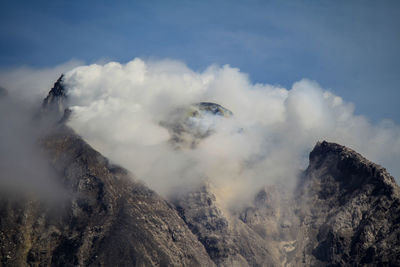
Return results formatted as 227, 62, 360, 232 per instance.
0, 77, 399, 266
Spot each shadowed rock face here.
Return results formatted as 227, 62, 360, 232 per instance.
42, 75, 67, 114
290, 141, 400, 266
1, 76, 399, 266
41, 75, 73, 125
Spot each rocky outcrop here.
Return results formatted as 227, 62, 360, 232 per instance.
291, 141, 400, 266
42, 75, 67, 110
41, 75, 71, 123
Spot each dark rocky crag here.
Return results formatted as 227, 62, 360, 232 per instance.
0, 76, 399, 266
292, 141, 400, 266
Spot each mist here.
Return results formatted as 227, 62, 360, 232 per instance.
52, 58, 400, 207
0, 86, 65, 200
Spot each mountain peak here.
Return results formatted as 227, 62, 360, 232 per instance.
42, 74, 70, 123
310, 140, 359, 161
307, 140, 398, 200
291, 140, 400, 265
160, 102, 234, 149
43, 74, 66, 105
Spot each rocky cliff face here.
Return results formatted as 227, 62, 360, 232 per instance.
0, 77, 399, 266
292, 141, 400, 266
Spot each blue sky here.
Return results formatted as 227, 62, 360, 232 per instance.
1, 0, 399, 123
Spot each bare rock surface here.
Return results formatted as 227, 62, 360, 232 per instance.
290, 141, 400, 266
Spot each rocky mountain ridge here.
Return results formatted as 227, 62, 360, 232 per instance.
0, 77, 399, 266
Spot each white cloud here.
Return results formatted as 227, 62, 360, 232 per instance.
58, 58, 400, 207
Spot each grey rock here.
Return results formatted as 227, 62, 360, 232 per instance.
42, 75, 71, 123
290, 141, 400, 266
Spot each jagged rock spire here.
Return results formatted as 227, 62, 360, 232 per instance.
42, 74, 66, 108
42, 74, 71, 123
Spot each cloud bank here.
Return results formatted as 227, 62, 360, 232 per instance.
57, 58, 400, 207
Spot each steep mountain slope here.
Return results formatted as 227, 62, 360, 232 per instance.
0, 125, 215, 266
